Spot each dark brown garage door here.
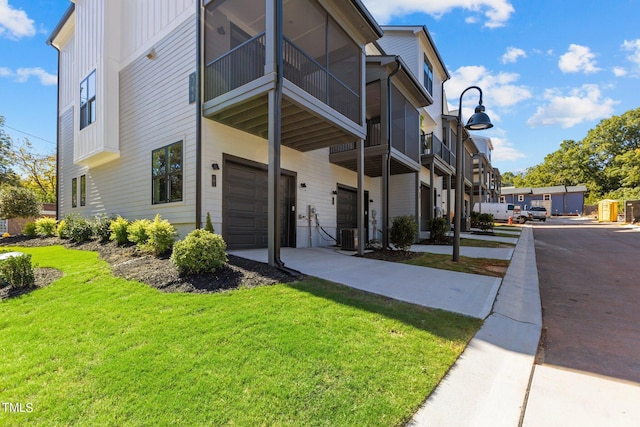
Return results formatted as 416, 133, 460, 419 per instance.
223, 158, 295, 250
336, 185, 368, 244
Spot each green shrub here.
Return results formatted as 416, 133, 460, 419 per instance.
204, 212, 214, 233
35, 217, 58, 237
0, 253, 35, 289
171, 229, 227, 275
127, 218, 152, 246
110, 216, 130, 245
477, 213, 495, 232
142, 214, 178, 256
57, 220, 70, 239
390, 215, 418, 251
429, 217, 448, 243
92, 214, 113, 243
22, 221, 37, 238
64, 213, 93, 243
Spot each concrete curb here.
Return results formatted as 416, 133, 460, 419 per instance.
409, 226, 542, 426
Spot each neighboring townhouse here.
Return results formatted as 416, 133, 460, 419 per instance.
48, 0, 388, 265
500, 185, 588, 216
471, 135, 501, 205
375, 26, 457, 236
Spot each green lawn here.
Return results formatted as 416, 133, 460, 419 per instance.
0, 246, 481, 426
403, 252, 510, 277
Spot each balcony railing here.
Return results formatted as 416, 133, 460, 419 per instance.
205, 33, 266, 102
422, 132, 455, 167
283, 38, 360, 123
204, 33, 361, 126
330, 120, 380, 154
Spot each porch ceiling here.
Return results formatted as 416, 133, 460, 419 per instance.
205, 95, 356, 152
330, 147, 420, 177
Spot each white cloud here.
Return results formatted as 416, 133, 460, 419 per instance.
445, 65, 532, 119
526, 84, 618, 128
501, 47, 527, 64
558, 44, 601, 74
613, 67, 627, 77
0, 0, 35, 40
621, 39, 640, 75
362, 0, 515, 28
488, 135, 526, 162
0, 66, 56, 85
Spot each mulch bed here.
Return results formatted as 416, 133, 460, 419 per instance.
0, 236, 299, 300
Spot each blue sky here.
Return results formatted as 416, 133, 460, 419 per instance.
1, 0, 640, 174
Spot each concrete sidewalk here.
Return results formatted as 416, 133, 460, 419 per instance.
410, 226, 541, 426
230, 245, 501, 319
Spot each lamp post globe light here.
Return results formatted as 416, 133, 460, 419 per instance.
453, 86, 493, 262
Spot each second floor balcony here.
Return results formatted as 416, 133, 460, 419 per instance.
421, 132, 455, 176
202, 0, 381, 152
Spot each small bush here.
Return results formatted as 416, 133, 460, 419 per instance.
142, 214, 178, 256
0, 253, 35, 289
57, 220, 70, 239
204, 212, 214, 233
127, 218, 152, 246
35, 217, 58, 237
171, 229, 227, 275
92, 214, 113, 243
110, 216, 130, 245
2, 232, 10, 238
22, 222, 37, 238
429, 217, 448, 243
64, 213, 93, 243
477, 213, 495, 232
390, 215, 418, 251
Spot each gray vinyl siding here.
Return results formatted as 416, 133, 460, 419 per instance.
59, 15, 197, 235
58, 106, 75, 217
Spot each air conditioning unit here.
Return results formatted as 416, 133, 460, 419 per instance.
340, 228, 358, 251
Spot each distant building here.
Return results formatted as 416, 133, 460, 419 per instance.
500, 185, 588, 216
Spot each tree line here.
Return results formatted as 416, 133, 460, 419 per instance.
502, 107, 640, 205
1, 115, 56, 204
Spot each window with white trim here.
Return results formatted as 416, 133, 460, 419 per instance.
518, 194, 524, 202
80, 70, 96, 130
543, 194, 551, 201
423, 55, 433, 95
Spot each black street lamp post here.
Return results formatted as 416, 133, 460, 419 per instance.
453, 86, 493, 262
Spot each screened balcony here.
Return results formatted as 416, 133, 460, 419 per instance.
420, 131, 456, 177
203, 0, 378, 151
329, 69, 426, 177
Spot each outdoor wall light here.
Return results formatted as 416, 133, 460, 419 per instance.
332, 190, 338, 195
300, 183, 307, 188
211, 162, 220, 170
145, 48, 156, 60
453, 86, 493, 262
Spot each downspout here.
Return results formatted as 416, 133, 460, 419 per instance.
195, 0, 202, 229
382, 56, 401, 248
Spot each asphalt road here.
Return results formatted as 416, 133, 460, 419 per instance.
532, 217, 640, 383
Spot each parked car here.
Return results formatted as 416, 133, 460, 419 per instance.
528, 206, 547, 221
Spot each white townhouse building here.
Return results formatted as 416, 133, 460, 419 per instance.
48, 1, 498, 265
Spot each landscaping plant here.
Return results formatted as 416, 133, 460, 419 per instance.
429, 217, 448, 243
92, 213, 113, 243
63, 213, 93, 243
127, 218, 152, 247
35, 217, 58, 237
22, 221, 37, 238
171, 229, 227, 275
143, 214, 178, 256
109, 215, 130, 245
204, 212, 215, 233
390, 215, 418, 251
0, 253, 35, 289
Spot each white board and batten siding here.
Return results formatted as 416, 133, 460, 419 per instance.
57, 2, 198, 236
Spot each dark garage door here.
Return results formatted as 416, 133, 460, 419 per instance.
336, 185, 368, 244
223, 159, 295, 250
